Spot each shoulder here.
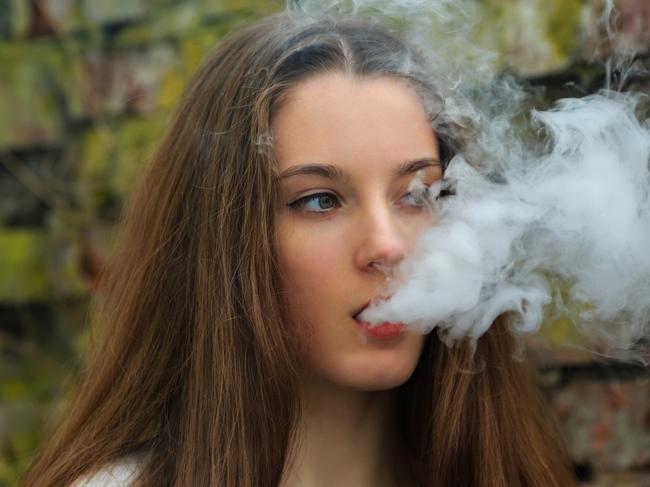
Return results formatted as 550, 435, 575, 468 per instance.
72, 453, 146, 487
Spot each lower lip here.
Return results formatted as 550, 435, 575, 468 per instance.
355, 320, 405, 339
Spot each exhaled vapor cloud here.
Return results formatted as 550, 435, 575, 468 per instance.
290, 0, 650, 359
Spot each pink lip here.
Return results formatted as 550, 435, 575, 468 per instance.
355, 320, 405, 339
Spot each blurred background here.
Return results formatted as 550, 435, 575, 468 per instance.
0, 0, 648, 485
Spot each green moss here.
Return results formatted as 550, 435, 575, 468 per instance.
200, 0, 282, 17
539, 275, 591, 346
54, 37, 88, 120
45, 216, 89, 299
115, 2, 203, 47
0, 225, 89, 302
0, 230, 49, 302
475, 0, 585, 75
81, 0, 147, 25
0, 42, 66, 148
473, 0, 513, 71
54, 0, 88, 34
8, 0, 29, 38
543, 0, 582, 64
179, 23, 230, 71
78, 116, 166, 212
0, 37, 91, 148
157, 67, 187, 112
113, 117, 166, 194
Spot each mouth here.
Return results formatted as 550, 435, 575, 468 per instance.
352, 298, 406, 340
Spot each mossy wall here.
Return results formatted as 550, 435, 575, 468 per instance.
0, 2, 283, 484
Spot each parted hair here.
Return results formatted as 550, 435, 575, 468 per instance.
22, 11, 575, 487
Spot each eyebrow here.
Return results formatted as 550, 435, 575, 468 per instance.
278, 158, 443, 181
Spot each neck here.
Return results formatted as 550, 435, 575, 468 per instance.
280, 372, 410, 487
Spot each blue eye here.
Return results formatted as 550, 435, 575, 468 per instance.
400, 187, 430, 207
289, 192, 340, 213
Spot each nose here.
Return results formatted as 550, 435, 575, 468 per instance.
353, 206, 407, 273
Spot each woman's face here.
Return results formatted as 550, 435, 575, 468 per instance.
273, 72, 442, 391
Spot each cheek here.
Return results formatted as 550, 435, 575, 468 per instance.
286, 244, 343, 293
276, 220, 348, 315
276, 221, 350, 360
400, 210, 438, 258
412, 209, 438, 238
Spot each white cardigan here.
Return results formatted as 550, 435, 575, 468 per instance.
72, 454, 144, 487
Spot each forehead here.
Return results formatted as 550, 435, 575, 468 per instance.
271, 72, 439, 175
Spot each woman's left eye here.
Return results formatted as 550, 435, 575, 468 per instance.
400, 187, 429, 208
288, 192, 341, 213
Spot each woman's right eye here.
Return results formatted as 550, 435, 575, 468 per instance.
288, 192, 341, 213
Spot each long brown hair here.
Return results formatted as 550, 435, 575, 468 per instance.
22, 11, 575, 487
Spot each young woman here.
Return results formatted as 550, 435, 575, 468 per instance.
22, 11, 576, 487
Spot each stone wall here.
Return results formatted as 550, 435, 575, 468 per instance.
0, 0, 647, 485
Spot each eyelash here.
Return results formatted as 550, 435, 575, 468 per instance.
287, 192, 341, 213
287, 188, 447, 214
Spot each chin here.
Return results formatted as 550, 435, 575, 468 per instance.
322, 349, 422, 392
301, 330, 425, 392
348, 376, 413, 392
346, 363, 418, 391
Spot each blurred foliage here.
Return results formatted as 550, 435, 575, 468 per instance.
0, 1, 282, 484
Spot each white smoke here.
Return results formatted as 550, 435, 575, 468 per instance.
363, 92, 650, 352
289, 0, 650, 358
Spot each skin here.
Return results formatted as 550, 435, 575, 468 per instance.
273, 72, 442, 487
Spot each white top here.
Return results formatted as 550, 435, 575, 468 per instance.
72, 454, 145, 487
